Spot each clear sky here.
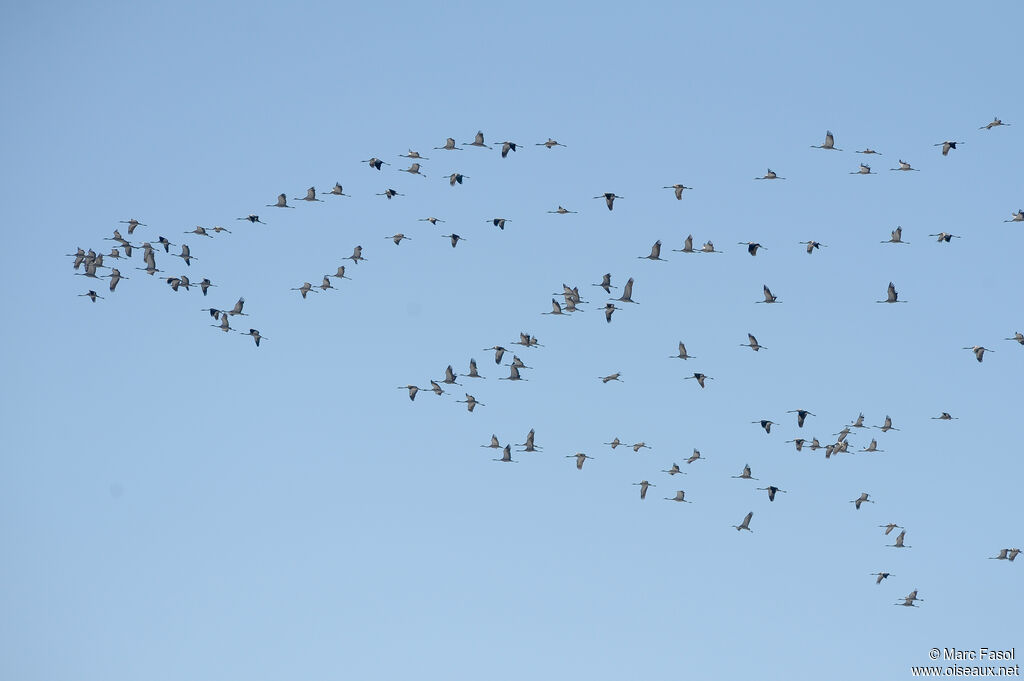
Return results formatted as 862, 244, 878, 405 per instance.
2, 2, 1021, 679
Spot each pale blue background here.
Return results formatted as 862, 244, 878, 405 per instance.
2, 2, 1021, 679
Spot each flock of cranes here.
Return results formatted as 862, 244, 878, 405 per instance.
69, 120, 1020, 610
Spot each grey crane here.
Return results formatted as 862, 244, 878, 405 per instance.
543, 299, 567, 316
593, 273, 615, 293
481, 435, 501, 449
860, 439, 884, 453
377, 188, 403, 200
319, 276, 335, 291
295, 187, 322, 202
891, 159, 919, 171
604, 303, 620, 323
604, 437, 622, 449
330, 266, 352, 280
398, 385, 420, 401
594, 192, 623, 211
441, 365, 461, 385
876, 416, 899, 432
447, 173, 469, 186
872, 572, 894, 584
536, 138, 566, 148
567, 452, 592, 470
517, 429, 541, 452
732, 464, 758, 480
461, 358, 484, 379
932, 412, 957, 420
165, 276, 191, 292
879, 523, 902, 536
639, 241, 666, 261
428, 380, 445, 396
935, 141, 963, 156
600, 372, 622, 383
633, 480, 655, 500
119, 218, 146, 234
673, 235, 696, 253
990, 549, 1010, 560
237, 214, 265, 223
267, 193, 294, 208
631, 442, 650, 453
291, 282, 318, 299
494, 445, 516, 463
758, 486, 787, 502
1004, 210, 1023, 223
456, 394, 484, 412
242, 329, 266, 347
800, 240, 826, 253
483, 346, 507, 364
930, 232, 960, 242
387, 233, 411, 245
106, 269, 127, 291
755, 169, 784, 180
1005, 332, 1024, 345
665, 490, 692, 503
465, 131, 490, 149
685, 449, 704, 464
442, 233, 466, 248
613, 277, 637, 303
700, 240, 722, 253
980, 117, 1010, 130
877, 282, 906, 303
856, 148, 881, 155
434, 137, 460, 151
851, 492, 874, 510
664, 184, 692, 200
489, 218, 509, 230
213, 313, 234, 333
733, 511, 754, 531
78, 290, 104, 302
895, 596, 920, 608
399, 150, 429, 159
964, 345, 992, 362
882, 226, 909, 244
547, 205, 577, 214
420, 217, 445, 225
851, 163, 874, 175
786, 438, 806, 451
346, 245, 366, 264
685, 372, 712, 388
786, 410, 814, 428
757, 284, 779, 303
498, 141, 519, 158
1010, 548, 1021, 561
741, 333, 765, 351
324, 183, 349, 196
155, 236, 174, 252
670, 341, 695, 360
662, 463, 685, 475
499, 365, 526, 381
888, 532, 913, 548
811, 130, 841, 150
225, 298, 247, 316
850, 413, 867, 428
753, 419, 775, 434
174, 244, 196, 266
400, 163, 426, 178
362, 157, 389, 169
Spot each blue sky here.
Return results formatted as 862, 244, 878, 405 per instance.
2, 2, 1021, 679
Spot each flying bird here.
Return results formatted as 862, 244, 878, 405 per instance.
442, 233, 466, 248
733, 512, 754, 531
882, 226, 909, 244
434, 138, 460, 151
732, 464, 758, 480
979, 117, 1010, 130
787, 409, 814, 428
673, 235, 696, 253
934, 140, 963, 156
800, 240, 826, 254
498, 141, 519, 158
639, 241, 665, 261
755, 169, 784, 180
851, 493, 874, 510
456, 394, 484, 412
362, 157, 389, 169
633, 480, 655, 500
685, 373, 712, 388
888, 530, 910, 548
493, 445, 516, 463
753, 420, 775, 434
614, 277, 637, 304
447, 173, 469, 186
850, 163, 874, 175
267, 193, 294, 208
664, 184, 692, 199
295, 187, 322, 202
811, 131, 841, 150
566, 452, 593, 470
740, 333, 765, 351
78, 290, 104, 302
872, 572, 893, 584
670, 341, 694, 360
758, 285, 779, 303
547, 205, 577, 214
758, 486, 787, 502
890, 160, 919, 171
877, 282, 906, 304
600, 372, 622, 383
377, 188, 403, 200
963, 345, 992, 363
594, 193, 623, 211
929, 232, 960, 242
536, 138, 566, 148
665, 490, 692, 503
593, 273, 615, 293
465, 131, 490, 149
242, 329, 266, 347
